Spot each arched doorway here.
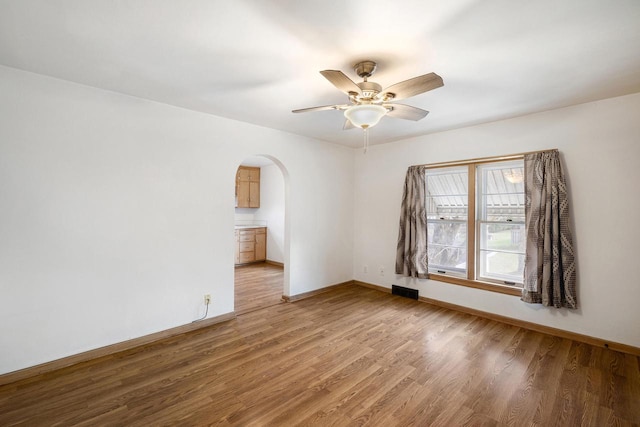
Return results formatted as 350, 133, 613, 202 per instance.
233, 155, 289, 314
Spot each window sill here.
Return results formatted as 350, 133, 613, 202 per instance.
427, 273, 522, 296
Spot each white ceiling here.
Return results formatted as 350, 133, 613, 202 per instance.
1, 0, 639, 148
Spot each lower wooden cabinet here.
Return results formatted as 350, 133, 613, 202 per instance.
235, 227, 267, 265
255, 229, 266, 261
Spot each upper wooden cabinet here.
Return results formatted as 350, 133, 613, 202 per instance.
236, 166, 260, 208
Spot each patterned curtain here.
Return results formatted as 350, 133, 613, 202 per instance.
521, 151, 577, 308
395, 166, 428, 279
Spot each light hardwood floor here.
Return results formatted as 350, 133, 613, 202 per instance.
234, 262, 284, 314
1, 285, 639, 426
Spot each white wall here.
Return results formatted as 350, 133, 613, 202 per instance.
353, 92, 640, 348
233, 208, 257, 223
254, 164, 285, 263
0, 66, 354, 375
2, 62, 637, 376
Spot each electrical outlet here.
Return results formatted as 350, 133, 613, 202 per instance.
379, 266, 385, 276
204, 294, 211, 305
363, 265, 368, 273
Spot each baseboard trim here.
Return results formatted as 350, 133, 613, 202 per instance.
265, 260, 284, 268
353, 281, 640, 357
354, 280, 391, 293
283, 280, 354, 303
0, 311, 236, 387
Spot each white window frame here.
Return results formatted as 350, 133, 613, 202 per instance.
475, 160, 525, 286
426, 166, 468, 278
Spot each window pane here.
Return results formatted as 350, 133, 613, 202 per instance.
427, 221, 467, 273
479, 223, 525, 253
426, 167, 468, 220
478, 163, 524, 222
479, 250, 525, 284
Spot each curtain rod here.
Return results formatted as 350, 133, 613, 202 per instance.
415, 148, 558, 168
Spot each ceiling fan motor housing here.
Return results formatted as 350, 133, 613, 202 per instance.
356, 81, 382, 100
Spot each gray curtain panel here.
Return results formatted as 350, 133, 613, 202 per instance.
395, 165, 428, 279
521, 151, 577, 308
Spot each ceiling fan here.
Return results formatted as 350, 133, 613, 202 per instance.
293, 60, 444, 147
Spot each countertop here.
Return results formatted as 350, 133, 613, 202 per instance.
234, 225, 266, 229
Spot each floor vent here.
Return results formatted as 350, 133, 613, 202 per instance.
391, 285, 419, 300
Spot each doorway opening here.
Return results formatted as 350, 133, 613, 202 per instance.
233, 155, 289, 314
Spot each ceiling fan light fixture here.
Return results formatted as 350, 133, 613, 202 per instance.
344, 104, 387, 129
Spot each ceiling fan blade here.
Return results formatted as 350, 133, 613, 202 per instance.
320, 70, 363, 96
379, 72, 443, 101
384, 103, 430, 121
292, 104, 347, 113
343, 119, 355, 130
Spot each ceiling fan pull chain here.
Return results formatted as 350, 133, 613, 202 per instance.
363, 127, 369, 154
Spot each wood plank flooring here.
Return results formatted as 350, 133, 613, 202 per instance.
234, 262, 284, 314
1, 285, 639, 426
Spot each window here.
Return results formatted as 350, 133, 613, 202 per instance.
426, 158, 525, 295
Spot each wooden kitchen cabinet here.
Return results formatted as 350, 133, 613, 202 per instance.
235, 227, 267, 265
255, 228, 266, 260
235, 166, 260, 208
